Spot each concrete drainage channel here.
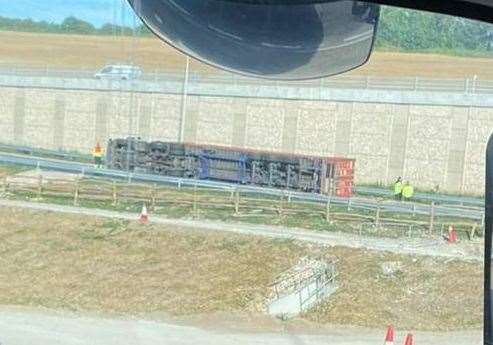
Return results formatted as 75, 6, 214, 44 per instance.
266, 257, 338, 319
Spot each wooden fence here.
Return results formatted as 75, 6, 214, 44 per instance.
0, 173, 482, 241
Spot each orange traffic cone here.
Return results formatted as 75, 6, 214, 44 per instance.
403, 333, 413, 345
447, 225, 458, 244
139, 203, 149, 224
384, 325, 394, 345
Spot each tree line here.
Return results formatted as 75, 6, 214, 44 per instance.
0, 15, 151, 36
0, 8, 492, 55
374, 7, 493, 54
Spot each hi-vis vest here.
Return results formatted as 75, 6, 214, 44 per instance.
92, 148, 103, 158
394, 181, 403, 195
402, 185, 414, 198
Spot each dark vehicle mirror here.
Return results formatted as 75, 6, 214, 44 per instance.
127, 0, 380, 80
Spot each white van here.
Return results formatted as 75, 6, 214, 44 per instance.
95, 65, 143, 80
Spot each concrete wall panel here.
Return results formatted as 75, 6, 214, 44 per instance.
296, 108, 336, 156
245, 101, 284, 151
1, 85, 492, 194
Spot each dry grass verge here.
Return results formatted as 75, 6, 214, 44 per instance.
0, 207, 305, 315
0, 164, 29, 178
306, 247, 482, 331
0, 207, 482, 331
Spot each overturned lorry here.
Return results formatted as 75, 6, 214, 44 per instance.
106, 138, 355, 197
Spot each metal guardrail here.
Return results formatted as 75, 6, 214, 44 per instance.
0, 66, 492, 95
0, 142, 484, 210
354, 186, 484, 207
0, 151, 484, 223
0, 143, 92, 162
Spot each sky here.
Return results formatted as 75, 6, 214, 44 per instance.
0, 0, 135, 27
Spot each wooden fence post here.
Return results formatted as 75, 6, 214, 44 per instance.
151, 183, 157, 210
36, 174, 43, 200
429, 201, 435, 236
2, 176, 8, 194
193, 182, 198, 219
279, 192, 284, 219
375, 200, 381, 226
112, 180, 117, 206
234, 188, 240, 215
325, 194, 332, 222
470, 224, 477, 240
73, 177, 79, 206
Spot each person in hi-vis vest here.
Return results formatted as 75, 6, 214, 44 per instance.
92, 143, 104, 168
393, 177, 403, 201
402, 181, 414, 202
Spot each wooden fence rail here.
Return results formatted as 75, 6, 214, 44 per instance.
0, 174, 482, 241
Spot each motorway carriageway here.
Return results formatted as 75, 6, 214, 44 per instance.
0, 151, 484, 223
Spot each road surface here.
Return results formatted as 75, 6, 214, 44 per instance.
0, 306, 482, 345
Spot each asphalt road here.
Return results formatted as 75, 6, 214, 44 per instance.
0, 307, 483, 345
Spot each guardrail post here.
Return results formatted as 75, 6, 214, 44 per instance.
429, 201, 435, 236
